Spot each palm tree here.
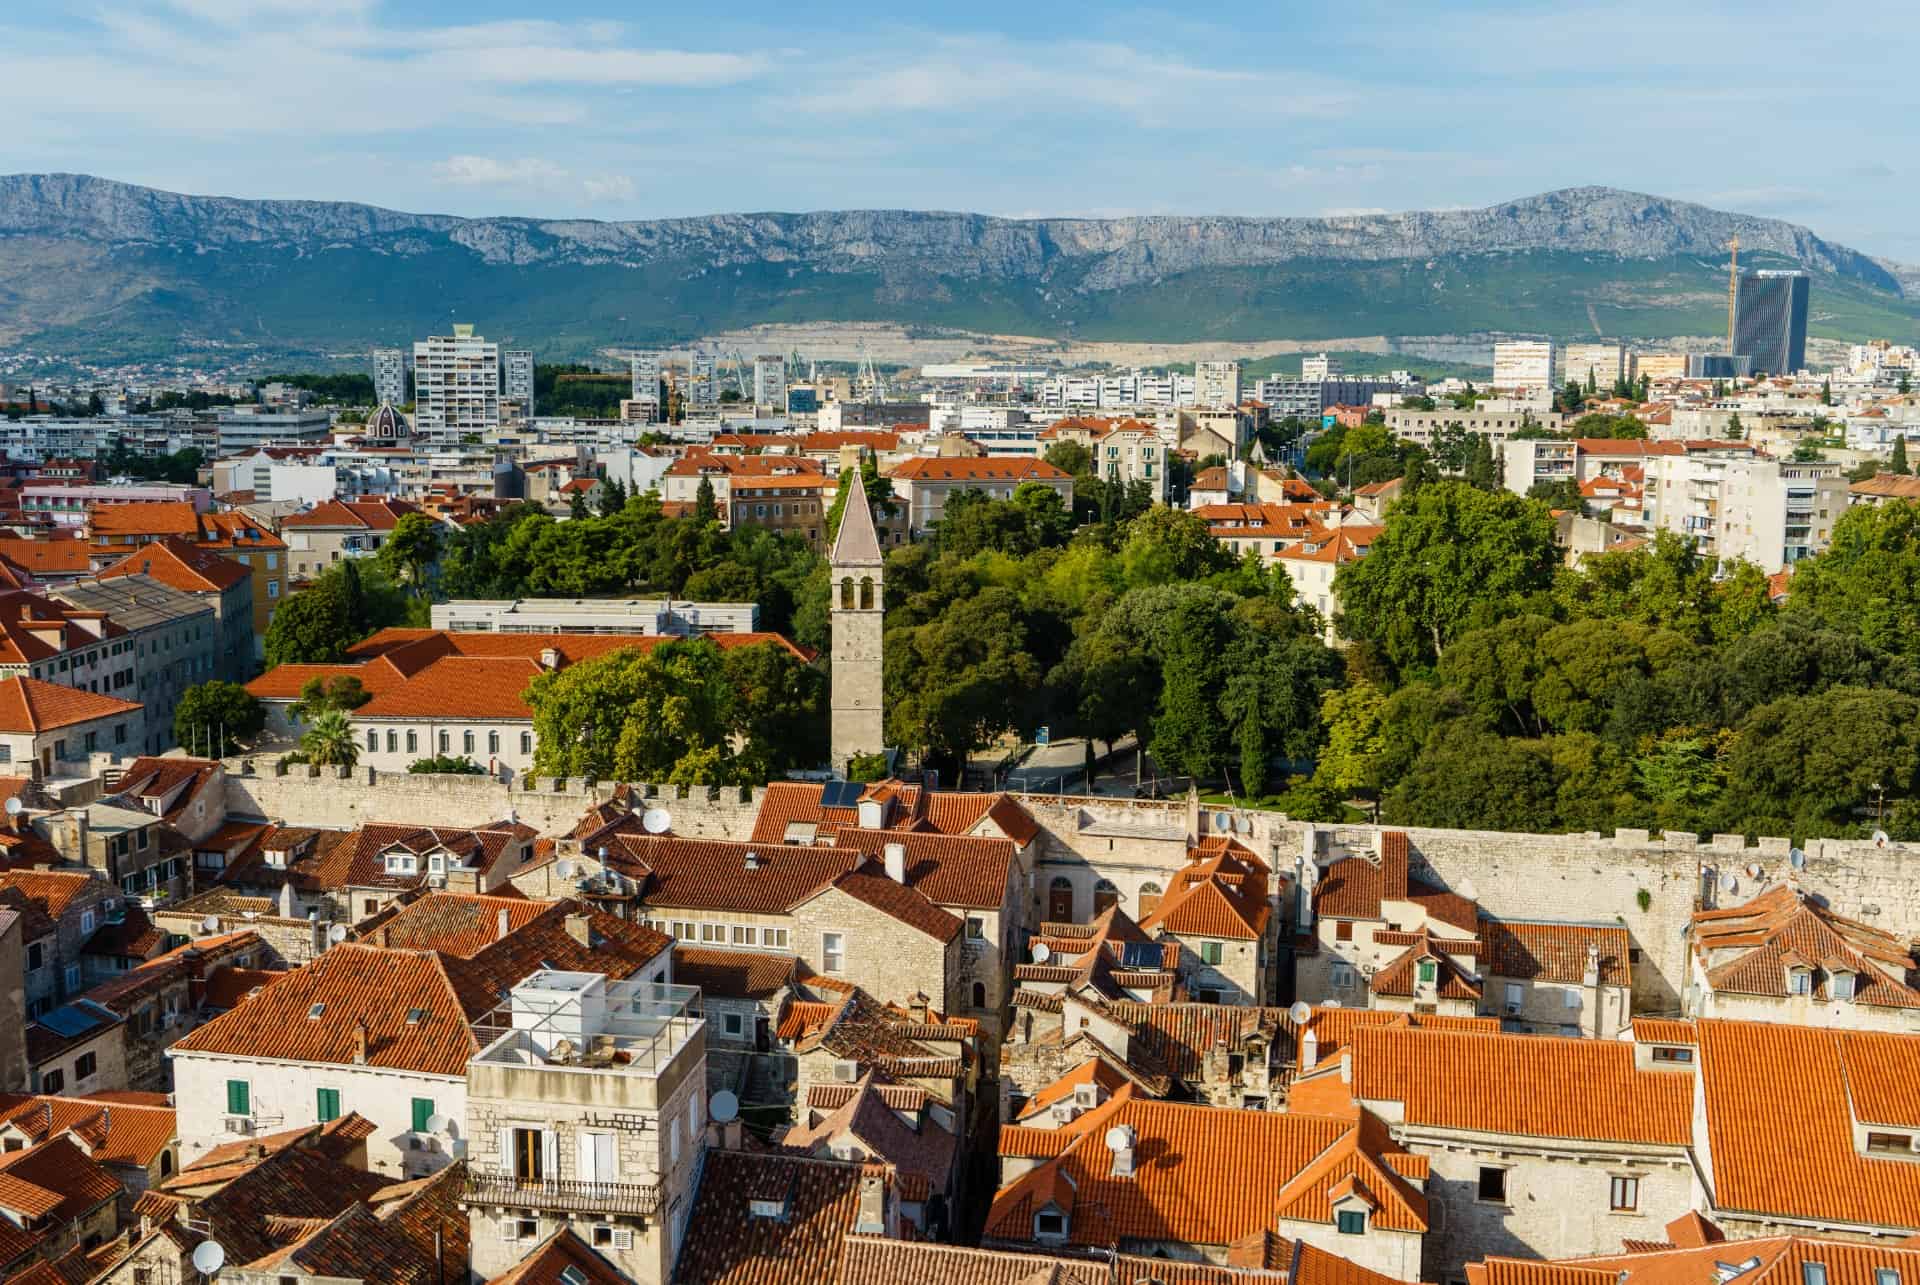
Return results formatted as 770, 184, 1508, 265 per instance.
301, 711, 359, 771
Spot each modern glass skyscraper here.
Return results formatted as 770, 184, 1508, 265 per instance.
1734, 271, 1809, 375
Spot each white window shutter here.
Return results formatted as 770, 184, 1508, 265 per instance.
596, 1131, 615, 1181
612, 1229, 634, 1249
499, 1219, 518, 1240
498, 1128, 513, 1175
542, 1128, 558, 1179
577, 1131, 597, 1183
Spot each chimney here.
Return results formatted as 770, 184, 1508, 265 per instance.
883, 841, 907, 884
1108, 1123, 1136, 1177
908, 992, 930, 1024
1583, 940, 1601, 988
855, 1171, 888, 1235
496, 906, 511, 941
277, 880, 295, 920
350, 1021, 368, 1065
538, 646, 561, 671
565, 914, 595, 948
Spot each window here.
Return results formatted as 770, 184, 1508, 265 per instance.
405, 730, 417, 754
520, 731, 533, 755
512, 1128, 545, 1182
438, 731, 450, 753
1564, 987, 1582, 1010
25, 942, 41, 972
463, 731, 475, 754
74, 1052, 96, 1080
822, 932, 845, 972
1834, 971, 1857, 1001
366, 729, 378, 751
1337, 1209, 1366, 1235
81, 909, 95, 935
731, 925, 752, 945
1651, 1046, 1693, 1065
760, 927, 788, 948
1876, 1271, 1900, 1285
1477, 1167, 1507, 1203
1199, 940, 1223, 966
1804, 1266, 1828, 1285
488, 730, 499, 754
966, 917, 985, 940
412, 1098, 436, 1132
267, 580, 280, 599
1417, 959, 1437, 984
386, 730, 398, 753
227, 1079, 251, 1116
41, 1069, 63, 1093
1035, 1211, 1066, 1239
316, 1088, 341, 1123
1330, 962, 1355, 989
1609, 1175, 1639, 1211
1335, 921, 1354, 942
723, 1012, 745, 1037
1789, 968, 1811, 995
64, 964, 79, 992
1504, 982, 1524, 1014
1866, 1132, 1912, 1154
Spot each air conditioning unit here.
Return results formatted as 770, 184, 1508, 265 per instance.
833, 1060, 859, 1083
224, 1117, 253, 1135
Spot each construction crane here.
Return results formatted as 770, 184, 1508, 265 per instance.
856, 340, 889, 401
1726, 234, 1740, 352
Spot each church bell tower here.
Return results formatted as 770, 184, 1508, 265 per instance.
829, 480, 886, 775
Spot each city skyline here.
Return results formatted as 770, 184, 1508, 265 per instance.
4, 1, 1919, 259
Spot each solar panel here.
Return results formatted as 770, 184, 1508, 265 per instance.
819, 781, 862, 809
37, 1005, 105, 1039
1121, 942, 1161, 969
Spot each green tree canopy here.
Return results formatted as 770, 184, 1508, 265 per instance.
174, 682, 265, 757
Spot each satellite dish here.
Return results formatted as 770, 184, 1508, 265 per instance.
1213, 810, 1233, 832
327, 923, 349, 943
1719, 873, 1738, 894
1874, 830, 1891, 847
425, 1112, 450, 1134
1031, 942, 1052, 964
192, 1241, 226, 1275
1746, 863, 1763, 880
642, 808, 671, 835
710, 1090, 739, 1124
201, 915, 220, 933
1236, 816, 1253, 835
1289, 1001, 1312, 1026
1789, 847, 1807, 870
3, 797, 20, 817
1323, 999, 1342, 1009
556, 859, 575, 879
1103, 1124, 1134, 1152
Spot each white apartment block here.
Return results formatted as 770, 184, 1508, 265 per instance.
685, 352, 718, 406
630, 352, 663, 419
1562, 343, 1624, 389
413, 325, 502, 445
371, 347, 409, 407
1301, 353, 1341, 382
1193, 360, 1242, 408
1643, 452, 1847, 572
752, 354, 787, 412
1492, 340, 1556, 394
503, 350, 535, 417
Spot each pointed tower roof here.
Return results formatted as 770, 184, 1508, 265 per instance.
831, 480, 883, 566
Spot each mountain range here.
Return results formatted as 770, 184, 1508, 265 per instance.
1, 173, 1915, 364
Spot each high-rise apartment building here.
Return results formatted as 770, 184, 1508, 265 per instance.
1193, 360, 1241, 408
630, 352, 662, 414
1734, 271, 1810, 375
1301, 353, 1342, 382
685, 352, 718, 407
412, 325, 501, 444
502, 350, 535, 417
752, 354, 787, 411
1492, 341, 1556, 394
371, 347, 409, 407
1562, 343, 1624, 390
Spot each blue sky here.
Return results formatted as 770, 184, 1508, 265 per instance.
6, 0, 1919, 258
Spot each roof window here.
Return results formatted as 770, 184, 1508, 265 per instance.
1805, 1264, 1828, 1285
307, 1002, 325, 1019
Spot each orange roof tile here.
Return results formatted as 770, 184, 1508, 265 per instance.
0, 676, 141, 733
886, 457, 1072, 483
280, 497, 422, 531
87, 501, 201, 538
95, 536, 249, 593
0, 1096, 175, 1167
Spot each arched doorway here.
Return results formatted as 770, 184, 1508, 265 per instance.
1047, 876, 1074, 923
1093, 879, 1121, 915
1138, 881, 1163, 917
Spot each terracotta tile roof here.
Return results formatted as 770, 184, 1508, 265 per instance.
672, 946, 799, 1002
1699, 1020, 1920, 1229
784, 1072, 957, 1194
0, 870, 98, 921
1015, 1058, 1134, 1121
1692, 885, 1920, 1007
818, 867, 962, 942
96, 535, 250, 593
841, 1236, 1300, 1284
170, 1113, 376, 1186
0, 539, 93, 577
0, 1136, 121, 1222
113, 755, 220, 824
359, 892, 549, 956
279, 497, 422, 531
182, 1139, 390, 1265
1097, 1001, 1293, 1084
1631, 1017, 1697, 1045
0, 675, 141, 733
665, 453, 828, 479
749, 779, 1036, 850
1471, 1234, 1920, 1285
1370, 929, 1484, 1000
1140, 864, 1269, 941
1484, 919, 1631, 987
989, 1091, 1424, 1250
675, 1150, 868, 1285
886, 457, 1072, 482
197, 511, 287, 550
1850, 472, 1920, 500
487, 1227, 629, 1285
87, 501, 200, 538
1349, 1025, 1693, 1145
82, 904, 167, 959
82, 928, 266, 1012
613, 835, 858, 914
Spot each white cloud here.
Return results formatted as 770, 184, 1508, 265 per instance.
432, 156, 570, 190
582, 176, 638, 203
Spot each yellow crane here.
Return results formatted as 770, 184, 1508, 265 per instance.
1726, 234, 1740, 351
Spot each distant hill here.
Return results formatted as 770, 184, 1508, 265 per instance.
0, 173, 1914, 362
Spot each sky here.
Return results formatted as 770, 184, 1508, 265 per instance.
6, 0, 1920, 258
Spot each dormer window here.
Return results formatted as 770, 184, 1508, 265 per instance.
1788, 967, 1811, 995
1034, 1209, 1068, 1242
1337, 1209, 1366, 1235
385, 853, 417, 875
1804, 1264, 1827, 1285
1417, 959, 1437, 985
1866, 1132, 1912, 1155
1833, 971, 1857, 1001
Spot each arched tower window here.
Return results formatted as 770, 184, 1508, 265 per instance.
839, 577, 854, 609
859, 576, 874, 610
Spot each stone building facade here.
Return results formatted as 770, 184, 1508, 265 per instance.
828, 486, 885, 773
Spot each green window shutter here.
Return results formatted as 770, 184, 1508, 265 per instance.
226, 1079, 249, 1115
316, 1088, 340, 1123
411, 1098, 435, 1132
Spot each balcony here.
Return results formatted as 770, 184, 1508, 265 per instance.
465, 1169, 661, 1218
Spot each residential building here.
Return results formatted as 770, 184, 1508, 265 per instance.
1194, 360, 1242, 408
168, 907, 671, 1176
753, 354, 788, 412
214, 407, 333, 453
1685, 884, 1920, 1030
81, 926, 274, 1090
730, 477, 832, 547
93, 537, 253, 682
685, 351, 718, 406
25, 997, 126, 1096
1849, 471, 1920, 508
1630, 351, 1688, 382
1255, 378, 1412, 420
246, 627, 806, 775
1137, 842, 1277, 1004
1041, 418, 1167, 504
785, 1070, 963, 1237
1735, 270, 1811, 375
194, 511, 287, 658
1468, 1226, 1920, 1285
503, 349, 535, 417
884, 457, 1073, 534
1642, 450, 1845, 571
23, 483, 211, 528
431, 597, 758, 636
413, 324, 502, 445
0, 1133, 123, 1272
372, 347, 409, 407
461, 970, 703, 1284
0, 1092, 178, 1210
660, 452, 828, 513
629, 352, 663, 420
1562, 342, 1625, 389
279, 496, 424, 580
0, 870, 118, 1019
674, 1150, 894, 1285
1492, 341, 1555, 395
51, 575, 219, 755
1302, 353, 1341, 382
0, 675, 143, 775
1386, 406, 1564, 451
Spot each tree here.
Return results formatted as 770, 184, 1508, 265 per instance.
1118, 506, 1235, 587
1312, 682, 1389, 811
1821, 379, 1832, 406
1789, 502, 1920, 662
569, 488, 590, 520
525, 639, 745, 783
1719, 687, 1920, 836
264, 578, 359, 666
1903, 371, 1913, 395
1384, 730, 1561, 831
376, 512, 440, 595
885, 587, 1043, 779
598, 478, 628, 517
409, 755, 486, 775
291, 675, 370, 724
693, 477, 718, 525
1464, 433, 1500, 491
1043, 440, 1093, 478
1335, 482, 1561, 673
1527, 478, 1584, 511
300, 710, 359, 771
174, 682, 265, 757
1894, 436, 1911, 476
1725, 411, 1744, 440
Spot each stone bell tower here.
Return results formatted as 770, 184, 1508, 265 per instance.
829, 482, 886, 774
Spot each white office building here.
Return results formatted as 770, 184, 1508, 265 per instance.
685, 352, 718, 407
1301, 353, 1342, 382
752, 354, 787, 412
1562, 343, 1625, 390
1193, 360, 1242, 408
413, 325, 502, 445
1492, 341, 1556, 395
371, 348, 409, 407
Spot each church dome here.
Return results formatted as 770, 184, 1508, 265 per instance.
366, 403, 409, 441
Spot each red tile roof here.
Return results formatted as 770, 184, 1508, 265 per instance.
675, 1150, 868, 1285
0, 1095, 175, 1167
886, 457, 1072, 482
0, 870, 99, 921
0, 1136, 121, 1223
360, 892, 551, 957
280, 497, 422, 531
672, 946, 799, 1002
95, 536, 250, 593
1692, 884, 1920, 1007
486, 1228, 629, 1285
87, 501, 201, 539
0, 676, 141, 733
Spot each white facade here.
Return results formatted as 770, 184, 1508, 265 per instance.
1301, 353, 1341, 382
372, 348, 409, 407
753, 354, 788, 412
354, 718, 535, 778
629, 353, 663, 419
503, 350, 536, 417
1562, 343, 1625, 389
1643, 452, 1847, 572
1492, 341, 1556, 395
413, 326, 502, 445
1193, 360, 1242, 408
685, 352, 718, 407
